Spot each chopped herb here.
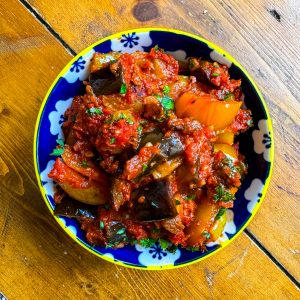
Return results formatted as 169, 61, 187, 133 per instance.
137, 126, 143, 135
104, 203, 110, 210
167, 244, 178, 254
247, 119, 253, 127
215, 208, 227, 220
184, 194, 196, 201
159, 239, 169, 250
86, 107, 103, 115
113, 111, 134, 125
202, 231, 211, 239
139, 238, 156, 248
110, 137, 116, 144
213, 185, 235, 202
99, 220, 105, 230
120, 83, 127, 95
212, 72, 220, 77
163, 85, 170, 94
116, 228, 126, 235
142, 164, 148, 172
175, 199, 181, 205
81, 160, 89, 168
50, 139, 65, 156
188, 60, 195, 69
157, 95, 174, 112
187, 246, 200, 252
153, 45, 164, 52
151, 228, 160, 234
56, 139, 64, 147
224, 92, 235, 101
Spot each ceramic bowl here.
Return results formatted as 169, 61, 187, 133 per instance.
34, 28, 274, 269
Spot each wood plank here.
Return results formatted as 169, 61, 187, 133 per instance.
23, 0, 300, 280
0, 0, 298, 298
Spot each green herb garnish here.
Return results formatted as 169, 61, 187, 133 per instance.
104, 203, 110, 210
184, 194, 196, 201
187, 246, 200, 252
116, 228, 126, 235
213, 185, 235, 202
120, 83, 127, 95
50, 139, 65, 156
224, 92, 235, 101
159, 239, 169, 250
163, 85, 170, 94
99, 220, 105, 230
157, 95, 174, 112
81, 160, 89, 168
175, 199, 181, 205
142, 164, 148, 172
86, 107, 103, 115
139, 238, 156, 248
137, 126, 143, 135
212, 72, 220, 77
110, 137, 116, 144
215, 208, 227, 220
151, 228, 160, 234
202, 231, 211, 239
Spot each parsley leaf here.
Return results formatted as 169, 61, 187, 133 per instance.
151, 228, 160, 234
120, 83, 127, 95
163, 85, 170, 94
212, 72, 220, 77
110, 137, 116, 144
81, 160, 89, 168
86, 107, 103, 115
50, 139, 65, 156
99, 220, 105, 230
213, 185, 235, 202
116, 228, 126, 235
157, 95, 174, 111
175, 199, 181, 205
215, 208, 227, 220
137, 126, 143, 135
159, 239, 169, 250
139, 238, 156, 248
202, 231, 211, 239
184, 194, 196, 201
50, 148, 64, 156
142, 164, 148, 172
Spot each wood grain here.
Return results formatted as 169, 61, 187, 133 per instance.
0, 0, 299, 298
23, 0, 300, 280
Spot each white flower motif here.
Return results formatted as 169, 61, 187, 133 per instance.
166, 50, 187, 61
210, 50, 232, 67
103, 253, 115, 260
252, 119, 271, 162
206, 209, 236, 247
63, 49, 95, 83
58, 217, 77, 237
40, 160, 56, 199
48, 98, 73, 139
111, 32, 152, 53
244, 178, 264, 213
136, 243, 181, 267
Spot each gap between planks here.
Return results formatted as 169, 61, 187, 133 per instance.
18, 0, 300, 290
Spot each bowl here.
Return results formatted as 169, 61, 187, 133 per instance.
34, 28, 274, 269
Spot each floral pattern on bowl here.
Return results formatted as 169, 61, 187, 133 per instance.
34, 28, 274, 269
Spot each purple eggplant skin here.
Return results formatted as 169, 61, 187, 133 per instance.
54, 197, 98, 219
89, 67, 123, 95
132, 179, 178, 222
106, 221, 128, 247
158, 135, 185, 159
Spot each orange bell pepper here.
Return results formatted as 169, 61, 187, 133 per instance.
216, 131, 234, 145
175, 92, 242, 130
214, 143, 238, 159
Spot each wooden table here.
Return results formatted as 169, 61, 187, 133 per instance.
0, 0, 299, 299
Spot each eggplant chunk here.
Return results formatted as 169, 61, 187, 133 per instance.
111, 177, 132, 211
89, 67, 122, 95
106, 221, 128, 248
132, 179, 178, 222
138, 128, 163, 150
60, 183, 108, 205
158, 135, 185, 159
151, 156, 183, 179
54, 197, 97, 219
